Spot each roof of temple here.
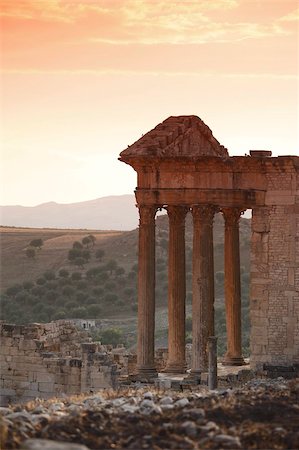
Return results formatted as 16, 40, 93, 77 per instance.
120, 115, 229, 159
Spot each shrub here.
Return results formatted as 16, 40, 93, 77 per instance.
99, 328, 124, 346
76, 280, 88, 290
52, 310, 67, 320
95, 249, 105, 260
23, 281, 34, 290
29, 239, 43, 249
58, 269, 69, 278
62, 285, 76, 297
71, 272, 82, 281
92, 287, 104, 297
45, 280, 58, 290
105, 281, 116, 291
74, 257, 86, 269
31, 285, 46, 297
87, 304, 102, 317
72, 241, 83, 250
104, 293, 118, 304
26, 247, 36, 259
65, 300, 78, 309
44, 290, 58, 301
68, 248, 82, 261
115, 267, 125, 277
44, 271, 56, 281
6, 284, 23, 297
71, 306, 87, 318
36, 277, 46, 285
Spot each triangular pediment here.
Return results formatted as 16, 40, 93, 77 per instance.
120, 115, 228, 158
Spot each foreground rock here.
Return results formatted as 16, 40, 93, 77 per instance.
0, 378, 298, 449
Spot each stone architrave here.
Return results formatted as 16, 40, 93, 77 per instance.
137, 205, 157, 376
222, 207, 245, 365
165, 205, 189, 373
191, 205, 217, 374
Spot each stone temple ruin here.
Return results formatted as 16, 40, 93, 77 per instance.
1, 115, 298, 405
119, 115, 299, 377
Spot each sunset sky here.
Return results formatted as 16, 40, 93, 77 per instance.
1, 0, 298, 206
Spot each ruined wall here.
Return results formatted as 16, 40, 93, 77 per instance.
0, 321, 121, 406
250, 164, 299, 369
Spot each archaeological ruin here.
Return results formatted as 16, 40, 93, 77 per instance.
119, 115, 299, 377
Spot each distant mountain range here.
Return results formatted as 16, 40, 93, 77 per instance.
0, 195, 138, 230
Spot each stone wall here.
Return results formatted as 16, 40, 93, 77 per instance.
0, 321, 124, 406
250, 165, 299, 369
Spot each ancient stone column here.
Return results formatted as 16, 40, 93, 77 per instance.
191, 205, 216, 375
137, 205, 157, 376
165, 205, 188, 373
222, 207, 245, 365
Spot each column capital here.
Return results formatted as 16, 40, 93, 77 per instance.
192, 204, 218, 225
222, 207, 245, 226
138, 205, 157, 225
167, 205, 189, 225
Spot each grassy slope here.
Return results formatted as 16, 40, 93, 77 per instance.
0, 214, 251, 291
0, 227, 123, 291
0, 215, 251, 353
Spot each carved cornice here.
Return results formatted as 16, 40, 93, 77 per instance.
167, 205, 189, 226
192, 204, 218, 225
221, 207, 245, 226
138, 205, 157, 226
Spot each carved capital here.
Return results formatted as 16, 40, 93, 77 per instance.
167, 205, 189, 226
192, 204, 218, 226
222, 207, 244, 227
138, 205, 157, 226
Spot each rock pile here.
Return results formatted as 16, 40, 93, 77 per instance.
0, 378, 298, 449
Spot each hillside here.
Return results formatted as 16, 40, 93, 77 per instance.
0, 213, 251, 292
0, 195, 138, 230
0, 214, 251, 354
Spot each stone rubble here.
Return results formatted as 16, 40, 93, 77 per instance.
0, 377, 298, 449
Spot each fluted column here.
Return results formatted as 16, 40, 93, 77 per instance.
137, 204, 157, 376
191, 205, 217, 374
165, 205, 188, 373
222, 207, 245, 365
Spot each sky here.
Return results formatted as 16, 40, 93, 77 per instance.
1, 0, 298, 206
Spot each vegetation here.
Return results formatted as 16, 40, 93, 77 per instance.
0, 215, 252, 354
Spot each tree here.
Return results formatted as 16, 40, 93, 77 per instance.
71, 272, 82, 281
23, 281, 34, 290
26, 247, 36, 259
105, 259, 118, 274
74, 257, 86, 269
73, 241, 83, 250
44, 271, 56, 281
68, 248, 82, 261
82, 236, 92, 248
58, 269, 69, 278
29, 239, 43, 250
95, 249, 105, 260
87, 234, 96, 247
87, 304, 102, 317
81, 249, 91, 262
99, 328, 124, 346
115, 267, 125, 277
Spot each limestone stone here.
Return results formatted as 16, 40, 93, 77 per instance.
119, 115, 299, 374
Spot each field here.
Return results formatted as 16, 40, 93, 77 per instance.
0, 227, 123, 291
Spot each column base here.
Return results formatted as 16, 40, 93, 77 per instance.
222, 356, 246, 366
186, 370, 201, 383
164, 363, 187, 374
137, 366, 157, 377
